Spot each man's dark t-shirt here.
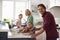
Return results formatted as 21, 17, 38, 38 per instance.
42, 11, 59, 40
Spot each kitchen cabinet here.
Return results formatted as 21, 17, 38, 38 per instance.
8, 38, 36, 40
48, 0, 60, 9
0, 32, 7, 40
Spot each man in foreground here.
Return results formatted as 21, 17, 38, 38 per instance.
31, 4, 59, 40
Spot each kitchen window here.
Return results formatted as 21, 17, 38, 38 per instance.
2, 0, 30, 21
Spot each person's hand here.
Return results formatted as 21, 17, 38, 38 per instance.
22, 28, 30, 33
31, 34, 36, 38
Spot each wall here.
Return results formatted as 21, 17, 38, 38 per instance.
31, 0, 49, 7
30, 0, 49, 24
49, 6, 60, 24
0, 0, 2, 20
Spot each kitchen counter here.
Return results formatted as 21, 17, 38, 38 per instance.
8, 32, 31, 38
8, 26, 31, 38
8, 25, 43, 38
0, 23, 32, 38
0, 24, 60, 40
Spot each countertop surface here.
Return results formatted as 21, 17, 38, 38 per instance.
8, 32, 31, 38
0, 24, 60, 40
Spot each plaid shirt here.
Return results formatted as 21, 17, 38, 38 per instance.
42, 11, 59, 40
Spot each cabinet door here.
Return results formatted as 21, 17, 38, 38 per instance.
0, 32, 7, 40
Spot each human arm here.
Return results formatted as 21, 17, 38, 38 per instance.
31, 27, 44, 38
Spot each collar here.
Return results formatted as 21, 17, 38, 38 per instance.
28, 14, 32, 18
42, 11, 46, 17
